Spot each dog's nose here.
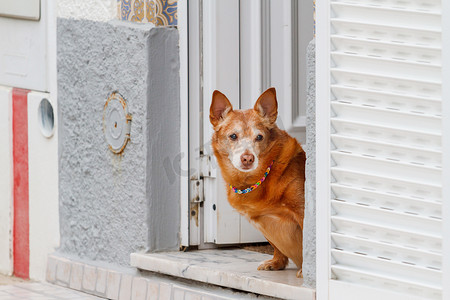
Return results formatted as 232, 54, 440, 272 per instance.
241, 154, 255, 167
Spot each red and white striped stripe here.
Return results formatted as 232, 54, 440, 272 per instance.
0, 86, 59, 280
12, 88, 31, 279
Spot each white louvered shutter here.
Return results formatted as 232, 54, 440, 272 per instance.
317, 0, 443, 299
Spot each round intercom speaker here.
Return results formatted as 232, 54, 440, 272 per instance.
103, 92, 132, 154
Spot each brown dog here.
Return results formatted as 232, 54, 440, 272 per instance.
210, 87, 305, 278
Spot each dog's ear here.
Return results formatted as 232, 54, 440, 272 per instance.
254, 87, 278, 124
210, 90, 233, 127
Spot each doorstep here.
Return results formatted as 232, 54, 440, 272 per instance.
130, 249, 315, 300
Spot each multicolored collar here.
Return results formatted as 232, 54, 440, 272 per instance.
229, 160, 274, 194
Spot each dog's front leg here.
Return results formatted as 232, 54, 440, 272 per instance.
257, 241, 289, 271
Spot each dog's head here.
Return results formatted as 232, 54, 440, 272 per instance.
210, 88, 278, 173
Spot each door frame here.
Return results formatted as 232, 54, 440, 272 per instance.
178, 0, 190, 248
315, 1, 332, 298
181, 0, 314, 248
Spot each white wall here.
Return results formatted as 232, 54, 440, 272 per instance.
28, 92, 59, 280
57, 0, 117, 21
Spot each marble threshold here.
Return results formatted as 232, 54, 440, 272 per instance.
130, 249, 315, 300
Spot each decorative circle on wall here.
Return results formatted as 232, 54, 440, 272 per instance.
103, 92, 132, 154
38, 98, 55, 138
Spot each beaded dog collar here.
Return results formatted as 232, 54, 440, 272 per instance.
229, 160, 275, 194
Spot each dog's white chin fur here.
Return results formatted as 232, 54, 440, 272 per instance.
234, 163, 258, 173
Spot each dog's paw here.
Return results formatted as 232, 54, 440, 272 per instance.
296, 269, 303, 278
257, 259, 288, 271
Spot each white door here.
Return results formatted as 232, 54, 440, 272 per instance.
316, 1, 445, 299
188, 0, 313, 247
0, 0, 50, 92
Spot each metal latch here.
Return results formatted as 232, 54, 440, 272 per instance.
190, 154, 215, 204
191, 179, 204, 203
199, 154, 216, 178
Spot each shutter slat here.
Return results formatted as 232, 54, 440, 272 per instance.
331, 119, 441, 149
331, 217, 441, 252
332, 183, 441, 218
331, 19, 441, 47
331, 69, 441, 98
332, 200, 441, 236
332, 233, 442, 269
331, 35, 441, 64
331, 250, 441, 287
332, 0, 441, 13
331, 168, 441, 201
331, 102, 441, 133
331, 265, 441, 299
331, 3, 441, 30
331, 85, 441, 116
331, 135, 442, 166
332, 53, 440, 81
331, 151, 441, 185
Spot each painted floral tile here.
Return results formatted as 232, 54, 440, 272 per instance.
118, 0, 177, 26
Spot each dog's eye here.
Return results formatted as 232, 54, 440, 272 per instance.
256, 134, 264, 141
229, 133, 238, 140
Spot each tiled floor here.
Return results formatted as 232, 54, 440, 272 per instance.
0, 282, 103, 300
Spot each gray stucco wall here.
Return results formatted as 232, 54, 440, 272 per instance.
303, 39, 316, 288
57, 18, 180, 266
